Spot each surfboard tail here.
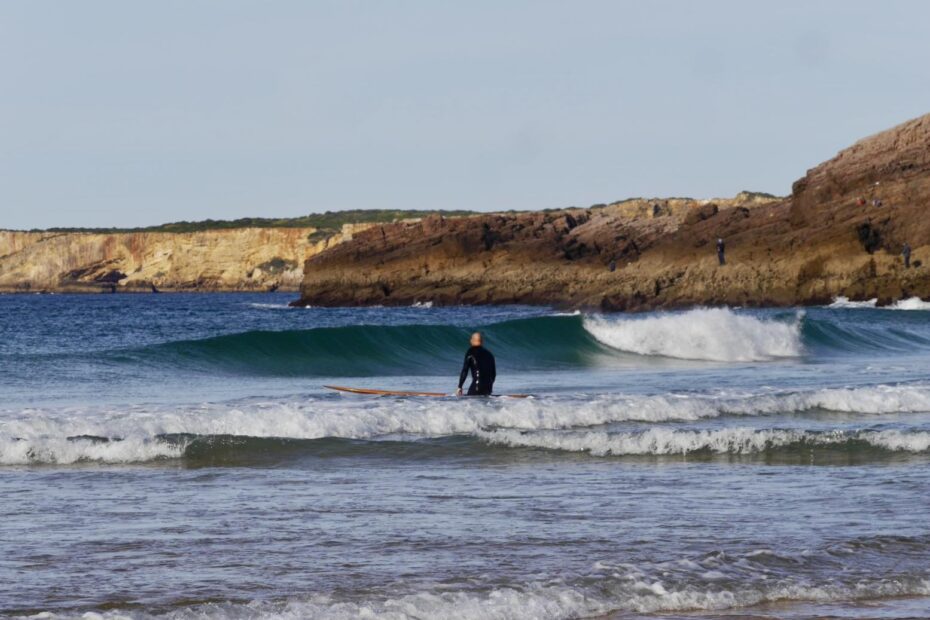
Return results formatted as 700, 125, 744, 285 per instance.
324, 385, 449, 397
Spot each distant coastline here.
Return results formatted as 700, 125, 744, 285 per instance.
7, 113, 930, 309
292, 114, 930, 311
0, 210, 475, 294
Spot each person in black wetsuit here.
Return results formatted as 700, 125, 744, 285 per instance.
456, 332, 496, 396
716, 238, 726, 266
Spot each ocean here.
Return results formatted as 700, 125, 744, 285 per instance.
2, 293, 930, 619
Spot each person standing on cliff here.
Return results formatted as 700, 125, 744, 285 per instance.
456, 332, 496, 396
903, 242, 912, 269
716, 238, 726, 266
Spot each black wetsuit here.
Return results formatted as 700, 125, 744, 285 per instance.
458, 346, 496, 396
716, 240, 726, 266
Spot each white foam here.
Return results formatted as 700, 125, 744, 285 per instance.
583, 308, 803, 361
479, 427, 930, 456
863, 429, 930, 452
736, 384, 930, 415
25, 575, 930, 619
890, 296, 930, 310
411, 301, 434, 308
828, 296, 878, 308
827, 296, 930, 310
4, 385, 930, 465
0, 436, 184, 465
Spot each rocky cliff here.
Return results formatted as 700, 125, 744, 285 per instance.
295, 113, 930, 309
0, 224, 374, 293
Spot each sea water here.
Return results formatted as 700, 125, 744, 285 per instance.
2, 293, 930, 619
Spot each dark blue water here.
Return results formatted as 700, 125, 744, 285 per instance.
2, 293, 930, 618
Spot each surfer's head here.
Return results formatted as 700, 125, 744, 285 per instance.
470, 332, 483, 347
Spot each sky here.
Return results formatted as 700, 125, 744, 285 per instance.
1, 1, 929, 230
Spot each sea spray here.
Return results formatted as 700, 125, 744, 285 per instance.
891, 297, 930, 311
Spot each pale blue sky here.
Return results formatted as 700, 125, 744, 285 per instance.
2, 1, 929, 229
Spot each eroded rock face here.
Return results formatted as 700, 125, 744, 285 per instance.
295, 196, 782, 309
295, 113, 930, 309
0, 225, 373, 293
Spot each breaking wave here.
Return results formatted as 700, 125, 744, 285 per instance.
479, 427, 930, 456
14, 306, 930, 378
828, 296, 930, 310
582, 308, 803, 361
0, 435, 186, 465
891, 296, 930, 310
8, 429, 930, 466
5, 384, 930, 465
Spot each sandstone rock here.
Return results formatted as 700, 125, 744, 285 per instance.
0, 225, 376, 293
684, 203, 719, 225
295, 113, 930, 310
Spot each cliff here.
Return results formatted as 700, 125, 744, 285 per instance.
295, 113, 930, 309
0, 224, 375, 293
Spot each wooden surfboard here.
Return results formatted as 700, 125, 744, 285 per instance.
324, 385, 530, 398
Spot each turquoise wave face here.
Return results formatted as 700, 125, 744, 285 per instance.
9, 301, 930, 382
118, 315, 608, 377
800, 313, 930, 353
26, 309, 930, 378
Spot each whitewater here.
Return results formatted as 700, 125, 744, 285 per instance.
6, 383, 930, 465
4, 293, 930, 619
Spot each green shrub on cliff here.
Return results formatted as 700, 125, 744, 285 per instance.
33, 209, 478, 234
255, 257, 297, 274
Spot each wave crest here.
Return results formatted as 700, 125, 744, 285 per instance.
582, 308, 803, 361
891, 297, 930, 310
479, 427, 930, 456
0, 435, 184, 465
5, 384, 930, 465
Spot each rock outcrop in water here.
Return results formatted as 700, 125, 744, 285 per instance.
0, 225, 375, 293
294, 113, 930, 309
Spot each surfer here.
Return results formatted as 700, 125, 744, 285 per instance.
716, 238, 726, 266
903, 242, 912, 269
456, 332, 496, 396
